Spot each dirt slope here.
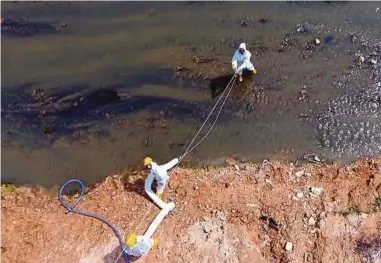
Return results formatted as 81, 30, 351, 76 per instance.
2, 157, 381, 263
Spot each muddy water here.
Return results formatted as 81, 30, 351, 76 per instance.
2, 1, 381, 187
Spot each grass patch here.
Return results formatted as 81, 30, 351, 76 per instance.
341, 205, 361, 216
1, 183, 17, 194
374, 194, 381, 208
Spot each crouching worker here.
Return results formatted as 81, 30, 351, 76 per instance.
143, 156, 182, 202
231, 42, 257, 82
124, 233, 158, 258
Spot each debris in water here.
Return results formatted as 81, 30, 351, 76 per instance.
370, 59, 377, 65
358, 55, 365, 63
350, 33, 357, 43
240, 19, 248, 27
258, 16, 268, 23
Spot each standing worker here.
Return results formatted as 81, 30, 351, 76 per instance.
231, 42, 257, 82
143, 156, 182, 200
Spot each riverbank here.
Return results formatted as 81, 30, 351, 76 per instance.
2, 157, 381, 263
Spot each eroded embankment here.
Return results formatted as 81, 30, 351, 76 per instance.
2, 157, 381, 263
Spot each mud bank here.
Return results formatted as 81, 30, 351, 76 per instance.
2, 157, 381, 263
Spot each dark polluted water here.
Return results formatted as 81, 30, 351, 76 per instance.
1, 1, 381, 187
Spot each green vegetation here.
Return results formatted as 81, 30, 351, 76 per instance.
374, 194, 381, 208
341, 205, 361, 216
1, 183, 17, 194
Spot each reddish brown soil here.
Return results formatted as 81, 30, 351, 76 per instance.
2, 158, 381, 263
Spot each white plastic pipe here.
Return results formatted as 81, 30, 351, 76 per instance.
144, 172, 167, 210
143, 202, 175, 239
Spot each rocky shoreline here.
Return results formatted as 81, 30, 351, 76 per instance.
2, 157, 381, 263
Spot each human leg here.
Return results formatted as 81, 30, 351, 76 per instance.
156, 177, 168, 199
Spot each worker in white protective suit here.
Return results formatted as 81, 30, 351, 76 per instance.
231, 42, 257, 82
143, 156, 182, 200
124, 233, 158, 258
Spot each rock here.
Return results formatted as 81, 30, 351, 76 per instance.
258, 16, 268, 23
308, 217, 316, 226
285, 242, 293, 252
370, 59, 377, 65
234, 164, 240, 171
296, 192, 304, 199
350, 34, 357, 43
295, 170, 305, 178
305, 172, 312, 177
370, 102, 378, 111
203, 224, 212, 233
308, 186, 323, 196
314, 38, 321, 45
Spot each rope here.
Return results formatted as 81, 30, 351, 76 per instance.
59, 73, 238, 263
58, 179, 130, 263
126, 73, 238, 244
182, 74, 237, 156
181, 73, 238, 158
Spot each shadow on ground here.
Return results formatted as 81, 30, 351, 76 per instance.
103, 246, 139, 263
122, 177, 153, 204
209, 70, 257, 100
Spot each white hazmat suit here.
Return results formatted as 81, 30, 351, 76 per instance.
231, 43, 256, 78
124, 236, 154, 258
145, 158, 179, 197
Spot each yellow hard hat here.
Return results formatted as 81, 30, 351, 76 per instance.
143, 157, 153, 166
125, 233, 137, 248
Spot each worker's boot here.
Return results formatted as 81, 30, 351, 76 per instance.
152, 237, 159, 249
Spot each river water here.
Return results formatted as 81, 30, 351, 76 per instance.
2, 1, 381, 187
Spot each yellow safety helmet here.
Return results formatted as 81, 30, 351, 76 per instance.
143, 157, 153, 166
125, 233, 137, 248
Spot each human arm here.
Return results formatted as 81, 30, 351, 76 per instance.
244, 50, 251, 62
161, 158, 179, 171
231, 50, 238, 71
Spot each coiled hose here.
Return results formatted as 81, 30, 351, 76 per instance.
58, 179, 129, 263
